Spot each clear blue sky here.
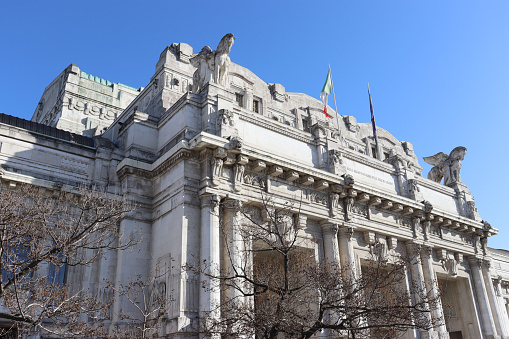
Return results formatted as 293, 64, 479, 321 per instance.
1, 1, 508, 248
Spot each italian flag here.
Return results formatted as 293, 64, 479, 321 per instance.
321, 70, 332, 118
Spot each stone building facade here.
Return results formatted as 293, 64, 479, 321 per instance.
0, 34, 508, 338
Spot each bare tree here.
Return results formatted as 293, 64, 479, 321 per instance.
194, 193, 444, 339
105, 267, 173, 339
0, 184, 135, 337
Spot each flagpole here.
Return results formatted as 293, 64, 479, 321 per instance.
368, 82, 380, 160
329, 64, 341, 140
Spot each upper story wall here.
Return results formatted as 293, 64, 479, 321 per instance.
99, 35, 486, 227
32, 64, 141, 137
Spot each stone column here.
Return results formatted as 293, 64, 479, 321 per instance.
468, 257, 499, 339
405, 243, 434, 339
338, 225, 356, 282
420, 246, 448, 338
482, 260, 509, 338
321, 222, 341, 338
199, 194, 221, 338
321, 222, 341, 269
222, 198, 244, 302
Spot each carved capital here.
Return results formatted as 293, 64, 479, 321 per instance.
200, 194, 221, 213
421, 245, 433, 260
223, 198, 242, 211
320, 222, 339, 236
339, 226, 355, 240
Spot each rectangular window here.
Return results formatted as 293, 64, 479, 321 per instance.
372, 147, 377, 159
235, 93, 244, 107
253, 100, 259, 113
384, 152, 390, 160
302, 119, 309, 132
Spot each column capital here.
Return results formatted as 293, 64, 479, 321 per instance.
200, 193, 221, 209
320, 221, 339, 235
339, 225, 355, 239
421, 245, 433, 259
223, 197, 242, 211
467, 256, 483, 268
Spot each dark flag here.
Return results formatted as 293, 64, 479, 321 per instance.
368, 83, 377, 140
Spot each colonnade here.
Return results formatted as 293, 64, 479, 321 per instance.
197, 193, 508, 339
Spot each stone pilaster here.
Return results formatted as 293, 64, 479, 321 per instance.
482, 260, 509, 338
199, 194, 221, 338
468, 257, 499, 339
420, 246, 449, 338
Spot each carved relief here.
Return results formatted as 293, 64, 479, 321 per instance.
233, 163, 245, 192
228, 136, 243, 149
407, 179, 423, 201
352, 203, 368, 218
243, 173, 266, 188
328, 149, 345, 175
217, 109, 235, 127
422, 221, 431, 241
412, 216, 422, 239
330, 193, 340, 217
344, 197, 355, 221
309, 192, 328, 206
211, 157, 224, 186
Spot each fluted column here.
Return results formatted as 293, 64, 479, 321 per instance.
405, 243, 434, 338
482, 260, 509, 338
199, 194, 221, 338
468, 257, 499, 339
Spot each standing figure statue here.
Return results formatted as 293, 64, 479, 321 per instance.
214, 33, 235, 86
189, 46, 214, 93
190, 33, 236, 92
423, 146, 467, 186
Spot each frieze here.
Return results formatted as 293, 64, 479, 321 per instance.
309, 191, 328, 206
352, 203, 368, 218
243, 173, 266, 189
431, 225, 443, 238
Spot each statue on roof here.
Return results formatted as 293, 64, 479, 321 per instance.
423, 146, 467, 186
214, 33, 235, 87
190, 46, 214, 93
190, 33, 235, 92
